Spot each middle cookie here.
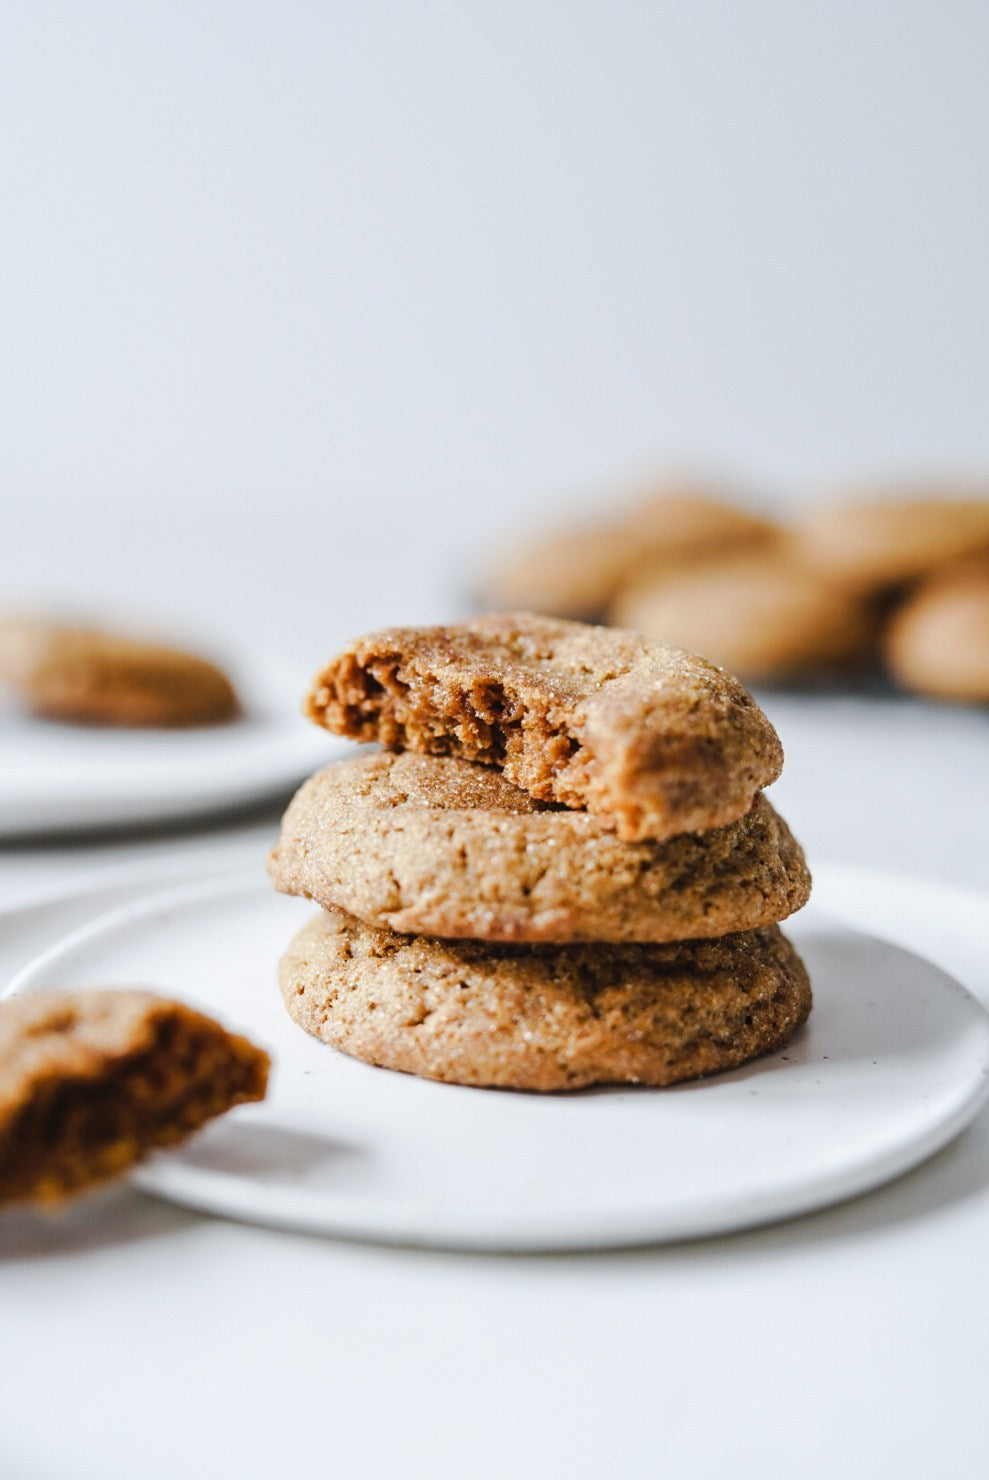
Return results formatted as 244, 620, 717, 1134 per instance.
267, 751, 810, 944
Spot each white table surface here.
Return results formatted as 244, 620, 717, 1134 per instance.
3, 4, 989, 1472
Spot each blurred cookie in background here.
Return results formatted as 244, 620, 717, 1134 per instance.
793, 490, 989, 593
0, 616, 241, 727
610, 549, 876, 684
481, 483, 779, 620
884, 557, 989, 704
477, 475, 989, 700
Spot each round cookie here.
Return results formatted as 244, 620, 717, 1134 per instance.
793, 493, 989, 592
482, 490, 779, 620
306, 612, 784, 843
0, 618, 241, 727
279, 910, 812, 1091
883, 558, 989, 703
610, 551, 875, 682
268, 752, 811, 943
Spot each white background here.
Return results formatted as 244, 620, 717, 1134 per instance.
3, 1, 989, 656
2, 6, 989, 1479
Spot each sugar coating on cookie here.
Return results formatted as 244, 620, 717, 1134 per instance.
884, 559, 989, 702
611, 550, 876, 681
0, 618, 241, 727
304, 613, 784, 842
279, 909, 811, 1091
0, 990, 269, 1207
482, 491, 778, 619
268, 752, 810, 943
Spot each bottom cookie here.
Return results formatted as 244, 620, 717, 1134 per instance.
279, 910, 811, 1091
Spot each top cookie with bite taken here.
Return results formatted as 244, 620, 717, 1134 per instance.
304, 612, 783, 842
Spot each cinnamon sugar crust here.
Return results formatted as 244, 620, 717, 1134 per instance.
268, 752, 810, 943
279, 910, 811, 1091
304, 613, 783, 841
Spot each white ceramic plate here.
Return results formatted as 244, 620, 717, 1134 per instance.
0, 651, 339, 837
6, 866, 989, 1250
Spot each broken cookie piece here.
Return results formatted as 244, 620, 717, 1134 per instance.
0, 989, 269, 1208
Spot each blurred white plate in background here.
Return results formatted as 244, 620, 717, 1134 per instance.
0, 651, 338, 837
6, 863, 989, 1251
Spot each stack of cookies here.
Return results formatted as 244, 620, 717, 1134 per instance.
267, 614, 812, 1091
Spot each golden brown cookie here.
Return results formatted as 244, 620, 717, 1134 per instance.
279, 909, 811, 1090
0, 989, 269, 1207
481, 489, 779, 620
268, 752, 810, 943
883, 558, 989, 703
794, 492, 989, 591
304, 613, 783, 842
611, 550, 876, 681
0, 617, 241, 727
